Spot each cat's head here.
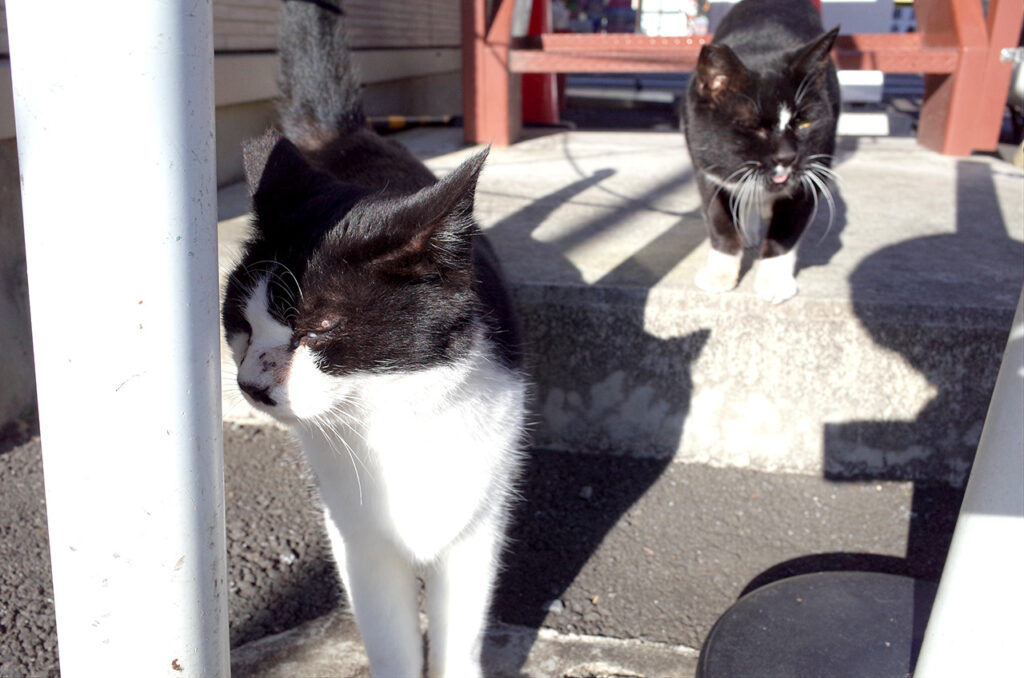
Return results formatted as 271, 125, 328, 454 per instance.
223, 132, 488, 423
687, 26, 840, 193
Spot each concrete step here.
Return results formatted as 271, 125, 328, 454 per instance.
219, 128, 1024, 486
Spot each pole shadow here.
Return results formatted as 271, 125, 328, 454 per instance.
478, 164, 712, 674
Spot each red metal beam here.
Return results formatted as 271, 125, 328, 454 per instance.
510, 49, 702, 73
531, 33, 713, 51
833, 34, 959, 73
509, 33, 959, 75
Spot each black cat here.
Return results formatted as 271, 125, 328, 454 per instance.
684, 0, 840, 303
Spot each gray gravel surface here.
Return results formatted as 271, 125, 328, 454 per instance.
1, 420, 963, 675
221, 424, 340, 648
0, 421, 56, 678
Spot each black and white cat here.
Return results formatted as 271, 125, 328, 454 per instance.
684, 0, 840, 303
222, 2, 525, 675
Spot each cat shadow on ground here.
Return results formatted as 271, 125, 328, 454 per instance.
726, 158, 1022, 671
474, 161, 712, 674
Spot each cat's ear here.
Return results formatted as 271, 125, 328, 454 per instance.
695, 44, 748, 103
372, 147, 489, 275
791, 26, 840, 75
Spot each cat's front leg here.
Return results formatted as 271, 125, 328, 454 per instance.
424, 513, 505, 678
755, 194, 813, 304
337, 532, 423, 677
695, 182, 743, 293
696, 248, 743, 293
754, 249, 798, 304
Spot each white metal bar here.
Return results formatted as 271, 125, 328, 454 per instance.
7, 2, 229, 676
915, 290, 1024, 677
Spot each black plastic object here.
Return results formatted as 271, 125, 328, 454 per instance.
696, 571, 938, 678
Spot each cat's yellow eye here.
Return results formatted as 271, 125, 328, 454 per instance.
798, 120, 814, 129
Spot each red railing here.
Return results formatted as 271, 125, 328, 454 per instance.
462, 0, 1024, 155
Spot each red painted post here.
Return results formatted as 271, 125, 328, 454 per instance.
462, 0, 521, 145
917, 0, 991, 155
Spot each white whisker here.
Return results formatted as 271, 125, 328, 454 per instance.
802, 166, 837, 243
246, 259, 306, 305
309, 412, 367, 506
728, 167, 763, 247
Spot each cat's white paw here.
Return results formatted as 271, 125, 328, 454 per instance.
755, 270, 798, 304
695, 266, 739, 293
695, 249, 741, 293
755, 250, 798, 304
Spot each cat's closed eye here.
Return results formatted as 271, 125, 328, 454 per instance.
736, 119, 768, 137
293, 317, 341, 350
294, 332, 326, 351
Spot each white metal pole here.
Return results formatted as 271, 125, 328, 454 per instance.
7, 2, 229, 677
914, 290, 1024, 677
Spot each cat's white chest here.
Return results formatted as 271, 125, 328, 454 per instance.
295, 355, 523, 563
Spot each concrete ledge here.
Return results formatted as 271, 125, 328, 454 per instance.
513, 281, 1011, 484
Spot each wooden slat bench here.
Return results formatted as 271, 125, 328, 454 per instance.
461, 0, 1024, 155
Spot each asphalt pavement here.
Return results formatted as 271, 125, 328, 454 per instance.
1, 417, 964, 677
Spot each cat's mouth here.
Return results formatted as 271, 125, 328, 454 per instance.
769, 165, 793, 188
